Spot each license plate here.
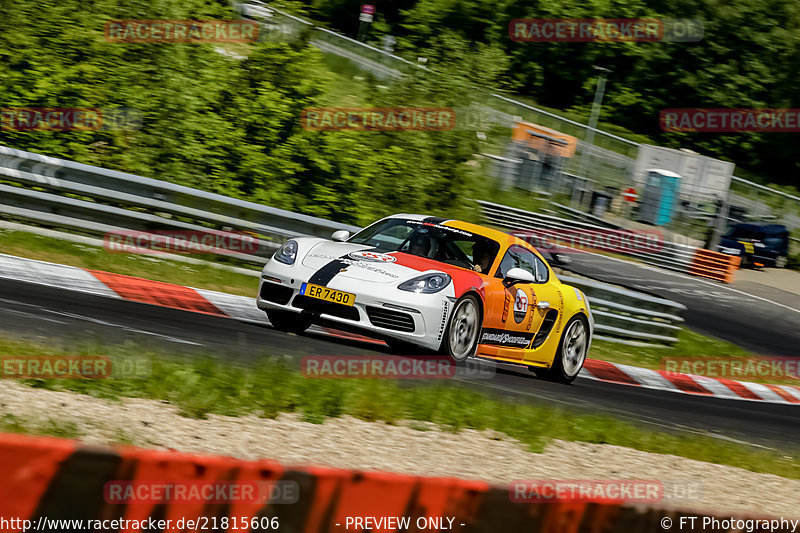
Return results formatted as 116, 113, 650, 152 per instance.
301, 283, 355, 306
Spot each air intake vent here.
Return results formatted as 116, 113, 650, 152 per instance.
532, 310, 559, 348
366, 306, 415, 332
260, 282, 293, 305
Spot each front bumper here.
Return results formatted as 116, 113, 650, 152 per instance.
256, 263, 452, 350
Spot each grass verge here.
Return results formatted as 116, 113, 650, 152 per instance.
1, 335, 799, 479
0, 229, 259, 297
590, 328, 755, 369
0, 228, 772, 377
0, 412, 84, 439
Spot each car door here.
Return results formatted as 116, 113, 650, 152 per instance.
476, 244, 560, 362
519, 249, 563, 364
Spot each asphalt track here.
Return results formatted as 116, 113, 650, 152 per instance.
564, 253, 800, 357
1, 277, 799, 453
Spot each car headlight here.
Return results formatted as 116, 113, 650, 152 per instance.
398, 273, 451, 294
274, 240, 298, 265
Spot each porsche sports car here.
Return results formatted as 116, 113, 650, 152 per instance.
257, 215, 593, 382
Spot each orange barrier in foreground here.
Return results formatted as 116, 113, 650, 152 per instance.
0, 433, 786, 533
689, 248, 741, 283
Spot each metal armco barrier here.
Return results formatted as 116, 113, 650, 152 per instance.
0, 145, 358, 260
561, 275, 685, 345
2, 432, 787, 533
477, 200, 699, 276
479, 200, 713, 273
477, 201, 689, 344
0, 146, 686, 345
689, 249, 742, 283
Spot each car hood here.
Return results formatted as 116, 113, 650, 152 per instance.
301, 241, 451, 284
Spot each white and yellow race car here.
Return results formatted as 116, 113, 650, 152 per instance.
257, 215, 593, 382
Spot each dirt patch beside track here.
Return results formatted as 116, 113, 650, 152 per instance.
1, 380, 797, 518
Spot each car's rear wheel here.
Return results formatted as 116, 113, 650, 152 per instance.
775, 255, 788, 268
540, 315, 588, 384
266, 309, 311, 334
442, 294, 481, 362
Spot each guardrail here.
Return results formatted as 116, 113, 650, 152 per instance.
0, 145, 358, 262
476, 200, 699, 276
0, 145, 685, 345
561, 275, 684, 345
477, 200, 691, 343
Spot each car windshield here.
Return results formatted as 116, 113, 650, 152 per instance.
349, 217, 501, 272
727, 226, 758, 239
727, 225, 788, 243
763, 236, 786, 249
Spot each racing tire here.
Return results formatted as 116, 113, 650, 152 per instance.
266, 309, 311, 334
539, 315, 589, 384
775, 255, 788, 269
441, 294, 481, 362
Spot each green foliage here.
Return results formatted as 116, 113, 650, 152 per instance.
296, 0, 800, 188
788, 253, 800, 272
1, 0, 506, 226
0, 413, 84, 439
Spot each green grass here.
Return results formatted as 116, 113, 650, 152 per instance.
0, 413, 84, 439
1, 227, 773, 378
318, 52, 381, 105
789, 253, 800, 272
590, 328, 755, 370
2, 335, 800, 479
0, 229, 259, 296
591, 328, 800, 385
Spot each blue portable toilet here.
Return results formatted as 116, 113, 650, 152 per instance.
637, 169, 682, 226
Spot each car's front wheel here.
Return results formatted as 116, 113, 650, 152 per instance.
266, 309, 312, 334
442, 294, 481, 362
540, 315, 588, 384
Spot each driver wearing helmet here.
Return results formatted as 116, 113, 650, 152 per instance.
472, 240, 493, 273
409, 233, 432, 257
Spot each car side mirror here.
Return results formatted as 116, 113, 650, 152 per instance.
331, 230, 350, 242
503, 267, 535, 286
